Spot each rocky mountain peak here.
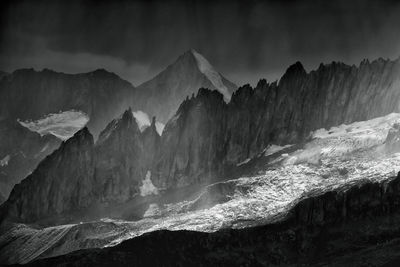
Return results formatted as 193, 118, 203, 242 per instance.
280, 61, 307, 83
97, 108, 140, 145
134, 49, 237, 123
121, 107, 134, 123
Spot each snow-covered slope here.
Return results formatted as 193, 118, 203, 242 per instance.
19, 110, 89, 140
3, 113, 400, 264
191, 49, 232, 102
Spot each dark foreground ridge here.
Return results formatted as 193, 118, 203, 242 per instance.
21, 172, 400, 267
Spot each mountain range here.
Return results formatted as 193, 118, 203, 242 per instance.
2, 56, 400, 223
1, 54, 400, 266
0, 50, 237, 204
0, 49, 237, 137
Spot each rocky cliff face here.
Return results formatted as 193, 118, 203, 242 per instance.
0, 110, 161, 223
152, 89, 228, 188
95, 109, 160, 203
0, 119, 60, 204
1, 127, 95, 222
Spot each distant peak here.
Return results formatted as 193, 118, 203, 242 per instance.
190, 49, 232, 102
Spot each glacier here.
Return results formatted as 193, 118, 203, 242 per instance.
2, 113, 400, 264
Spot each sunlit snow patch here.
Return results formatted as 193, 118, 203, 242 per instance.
19, 110, 89, 140
132, 110, 151, 132
0, 155, 10, 166
132, 110, 165, 135
264, 144, 293, 157
191, 49, 232, 102
236, 158, 251, 166
140, 171, 159, 197
155, 122, 165, 135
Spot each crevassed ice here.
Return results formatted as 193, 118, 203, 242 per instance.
191, 49, 231, 102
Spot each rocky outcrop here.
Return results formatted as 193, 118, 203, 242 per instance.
152, 89, 228, 188
22, 173, 400, 266
95, 109, 160, 203
1, 127, 95, 222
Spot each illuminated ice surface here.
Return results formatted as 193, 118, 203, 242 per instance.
2, 113, 400, 264
19, 110, 89, 140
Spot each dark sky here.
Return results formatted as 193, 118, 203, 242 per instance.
1, 0, 400, 86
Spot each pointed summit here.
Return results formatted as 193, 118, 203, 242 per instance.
190, 49, 232, 102
135, 49, 237, 123
121, 107, 134, 122
279, 61, 307, 86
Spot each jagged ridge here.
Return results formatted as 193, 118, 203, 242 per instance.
3, 56, 400, 223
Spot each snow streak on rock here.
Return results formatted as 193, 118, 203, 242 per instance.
139, 171, 159, 197
191, 49, 231, 102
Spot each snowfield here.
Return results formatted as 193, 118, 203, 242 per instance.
3, 113, 400, 264
19, 110, 89, 140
